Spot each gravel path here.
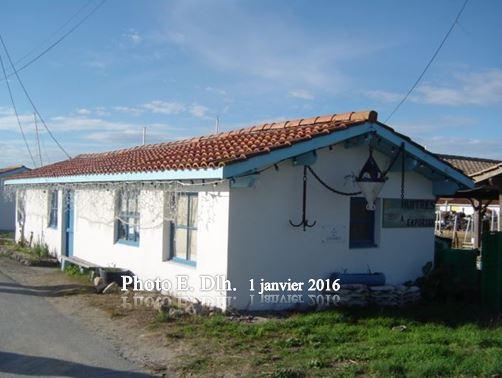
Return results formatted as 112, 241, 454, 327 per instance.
0, 263, 152, 378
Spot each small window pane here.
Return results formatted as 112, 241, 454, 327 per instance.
188, 230, 197, 261
174, 228, 187, 258
188, 195, 198, 228
350, 197, 375, 248
117, 189, 140, 244
176, 195, 188, 225
48, 191, 58, 228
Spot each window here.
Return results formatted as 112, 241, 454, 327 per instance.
116, 189, 140, 245
349, 197, 376, 248
170, 193, 198, 266
48, 190, 58, 228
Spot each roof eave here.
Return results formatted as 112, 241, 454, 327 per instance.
3, 167, 224, 186
222, 121, 475, 190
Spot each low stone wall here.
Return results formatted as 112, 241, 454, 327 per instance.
0, 245, 58, 267
334, 284, 421, 307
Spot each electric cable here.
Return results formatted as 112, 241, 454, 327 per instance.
0, 53, 37, 167
0, 33, 71, 159
385, 0, 470, 122
1, 0, 107, 82
13, 0, 94, 68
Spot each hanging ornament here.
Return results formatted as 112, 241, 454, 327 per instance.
355, 147, 387, 211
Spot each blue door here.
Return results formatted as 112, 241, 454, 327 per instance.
64, 190, 74, 257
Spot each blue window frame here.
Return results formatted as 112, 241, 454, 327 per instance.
116, 189, 140, 246
170, 193, 198, 266
48, 190, 58, 228
349, 197, 376, 248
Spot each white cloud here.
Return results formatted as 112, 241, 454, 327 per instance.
369, 69, 502, 107
76, 108, 92, 115
363, 90, 402, 103
189, 104, 209, 118
205, 86, 227, 96
141, 100, 185, 114
417, 69, 502, 106
288, 89, 314, 100
113, 106, 144, 115
363, 69, 502, 107
416, 136, 502, 160
123, 29, 143, 45
394, 116, 476, 134
162, 1, 390, 90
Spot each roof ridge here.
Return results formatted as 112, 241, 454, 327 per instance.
437, 153, 502, 163
75, 110, 378, 159
470, 162, 502, 177
9, 109, 379, 179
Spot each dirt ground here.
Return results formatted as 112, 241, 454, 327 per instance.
0, 255, 183, 377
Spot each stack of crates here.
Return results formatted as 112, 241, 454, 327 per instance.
481, 232, 502, 312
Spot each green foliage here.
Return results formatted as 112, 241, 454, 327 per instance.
32, 242, 49, 257
415, 261, 479, 302
64, 264, 88, 277
164, 303, 502, 377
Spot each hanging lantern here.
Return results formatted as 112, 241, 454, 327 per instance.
355, 147, 387, 211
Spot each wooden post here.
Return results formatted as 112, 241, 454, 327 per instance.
473, 199, 482, 250
499, 194, 502, 232
452, 213, 458, 247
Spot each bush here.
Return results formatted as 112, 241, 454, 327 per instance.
415, 261, 479, 302
64, 264, 89, 277
32, 242, 49, 257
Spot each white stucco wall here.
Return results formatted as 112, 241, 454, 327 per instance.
14, 143, 439, 312
16, 189, 64, 256
226, 144, 436, 311
0, 167, 29, 231
16, 186, 230, 310
73, 187, 230, 308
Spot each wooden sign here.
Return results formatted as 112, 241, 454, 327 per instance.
382, 198, 435, 228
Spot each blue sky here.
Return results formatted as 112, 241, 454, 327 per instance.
0, 0, 501, 168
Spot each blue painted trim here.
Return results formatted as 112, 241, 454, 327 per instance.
116, 238, 140, 247
292, 151, 317, 166
222, 122, 474, 189
387, 157, 419, 172
4, 167, 224, 186
432, 180, 460, 196
223, 123, 374, 178
170, 256, 197, 267
230, 174, 259, 188
370, 124, 474, 188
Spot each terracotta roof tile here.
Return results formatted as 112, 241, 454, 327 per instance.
436, 154, 501, 176
13, 110, 378, 180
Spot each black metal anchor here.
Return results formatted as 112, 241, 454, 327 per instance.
289, 165, 317, 231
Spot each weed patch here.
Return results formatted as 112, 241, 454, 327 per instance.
155, 303, 502, 376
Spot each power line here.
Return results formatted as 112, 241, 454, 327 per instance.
0, 53, 37, 167
34, 113, 43, 167
384, 0, 470, 123
0, 33, 71, 159
1, 0, 107, 82
13, 0, 94, 68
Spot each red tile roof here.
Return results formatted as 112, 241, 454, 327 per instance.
436, 154, 501, 176
12, 110, 378, 179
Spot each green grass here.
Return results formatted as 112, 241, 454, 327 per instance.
162, 303, 502, 377
1, 239, 52, 262
64, 264, 89, 277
